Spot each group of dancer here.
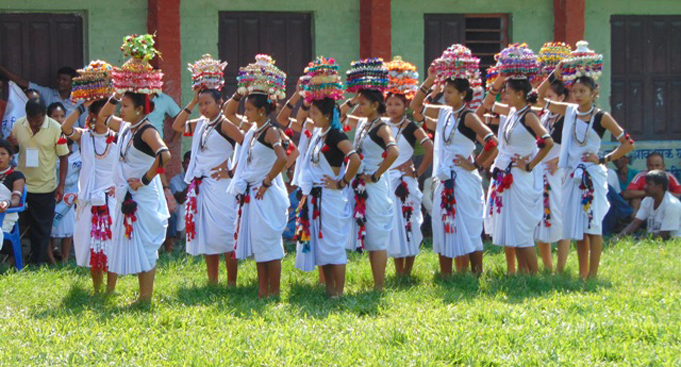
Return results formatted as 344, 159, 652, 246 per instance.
57, 35, 633, 302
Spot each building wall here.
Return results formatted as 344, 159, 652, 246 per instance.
391, 0, 554, 78
180, 0, 360, 108
2, 1, 147, 67
585, 0, 681, 112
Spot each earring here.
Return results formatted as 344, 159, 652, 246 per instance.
136, 111, 140, 116
260, 112, 264, 117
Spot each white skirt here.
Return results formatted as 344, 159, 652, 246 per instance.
484, 167, 543, 248
185, 177, 237, 256
51, 204, 75, 238
387, 175, 423, 258
108, 182, 169, 275
562, 164, 609, 239
295, 187, 351, 272
346, 176, 395, 252
233, 183, 288, 263
534, 168, 565, 243
432, 168, 484, 258
73, 199, 117, 268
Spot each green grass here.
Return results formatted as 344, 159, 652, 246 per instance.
1, 238, 681, 366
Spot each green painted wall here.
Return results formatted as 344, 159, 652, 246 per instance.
585, 0, 681, 112
180, 0, 360, 108
391, 0, 554, 82
2, 1, 147, 67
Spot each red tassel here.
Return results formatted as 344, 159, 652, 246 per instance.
427, 133, 434, 140
304, 129, 312, 138
106, 135, 115, 144
359, 153, 364, 160
536, 137, 546, 149
382, 151, 387, 158
285, 128, 294, 137
321, 145, 330, 153
483, 139, 498, 152
343, 125, 351, 132
144, 95, 152, 115
156, 167, 166, 174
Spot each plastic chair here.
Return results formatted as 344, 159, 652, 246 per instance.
0, 186, 27, 270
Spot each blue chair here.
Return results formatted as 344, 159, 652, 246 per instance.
0, 186, 27, 270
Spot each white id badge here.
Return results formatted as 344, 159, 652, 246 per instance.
25, 148, 39, 168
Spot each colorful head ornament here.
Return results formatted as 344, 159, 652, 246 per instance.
496, 43, 540, 82
302, 56, 344, 103
384, 56, 419, 100
560, 40, 603, 84
538, 42, 572, 76
112, 34, 163, 95
188, 54, 227, 91
237, 54, 287, 101
485, 63, 500, 90
71, 60, 114, 103
345, 58, 388, 93
431, 44, 481, 87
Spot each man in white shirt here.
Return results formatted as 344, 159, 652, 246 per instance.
618, 170, 681, 240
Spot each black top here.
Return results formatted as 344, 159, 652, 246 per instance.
217, 120, 236, 148
256, 124, 279, 150
2, 170, 24, 192
550, 116, 564, 144
457, 111, 477, 142
519, 110, 538, 138
133, 124, 158, 157
593, 111, 606, 138
323, 129, 350, 168
368, 122, 387, 150
399, 121, 419, 147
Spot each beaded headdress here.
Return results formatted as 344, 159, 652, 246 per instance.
71, 60, 114, 103
560, 40, 603, 84
188, 54, 227, 91
496, 43, 540, 82
302, 56, 344, 103
537, 42, 572, 77
112, 34, 163, 95
431, 44, 481, 87
345, 58, 388, 93
237, 54, 287, 101
384, 56, 419, 100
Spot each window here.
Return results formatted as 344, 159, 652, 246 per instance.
611, 15, 681, 140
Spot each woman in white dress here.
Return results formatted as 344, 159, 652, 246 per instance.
224, 91, 294, 298
538, 63, 634, 279
481, 75, 554, 275
341, 89, 399, 291
62, 99, 119, 293
99, 92, 171, 302
534, 80, 572, 273
411, 67, 498, 275
294, 97, 361, 296
172, 89, 244, 286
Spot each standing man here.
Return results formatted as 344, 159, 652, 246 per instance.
147, 92, 181, 142
9, 98, 69, 265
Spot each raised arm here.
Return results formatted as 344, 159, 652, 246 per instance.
0, 65, 29, 89
172, 89, 199, 133
99, 94, 124, 131
476, 76, 510, 118
277, 80, 303, 129
63, 101, 92, 143
411, 64, 444, 121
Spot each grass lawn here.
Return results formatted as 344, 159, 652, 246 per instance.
1, 237, 680, 366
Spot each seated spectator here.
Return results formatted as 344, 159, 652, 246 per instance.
603, 167, 634, 235
164, 151, 190, 253
613, 155, 639, 192
619, 170, 681, 240
0, 139, 26, 254
624, 152, 681, 215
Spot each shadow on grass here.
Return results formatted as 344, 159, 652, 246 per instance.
286, 281, 384, 318
432, 270, 613, 304
174, 280, 270, 317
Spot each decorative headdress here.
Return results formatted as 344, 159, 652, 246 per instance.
236, 54, 287, 101
112, 34, 163, 95
496, 43, 540, 82
485, 63, 500, 90
431, 44, 481, 87
560, 40, 603, 84
188, 54, 227, 91
537, 42, 572, 76
71, 60, 114, 103
345, 58, 388, 93
302, 56, 344, 103
384, 56, 419, 100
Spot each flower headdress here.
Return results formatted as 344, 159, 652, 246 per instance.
384, 56, 419, 100
537, 42, 572, 77
431, 44, 481, 87
560, 40, 603, 84
112, 33, 163, 95
71, 60, 114, 103
188, 54, 228, 91
496, 43, 540, 82
302, 56, 344, 103
345, 58, 388, 93
236, 54, 287, 101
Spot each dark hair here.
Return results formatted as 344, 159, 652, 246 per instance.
24, 88, 40, 98
573, 76, 598, 91
549, 80, 569, 100
25, 98, 47, 118
445, 78, 473, 102
645, 170, 669, 191
0, 139, 14, 156
358, 89, 386, 114
183, 150, 191, 161
124, 92, 156, 115
88, 99, 108, 117
199, 88, 223, 104
507, 77, 538, 104
57, 66, 78, 79
385, 93, 408, 106
47, 102, 66, 117
312, 97, 342, 130
647, 152, 664, 163
246, 93, 275, 115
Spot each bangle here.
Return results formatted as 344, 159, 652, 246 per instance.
108, 95, 120, 105
483, 132, 494, 142
370, 173, 378, 183
419, 86, 430, 95
184, 108, 192, 115
598, 156, 606, 165
342, 176, 350, 186
336, 179, 343, 189
77, 104, 86, 115
419, 136, 430, 145
301, 104, 310, 111
141, 174, 152, 186
232, 93, 242, 102
65, 129, 76, 138
286, 102, 294, 110
346, 101, 356, 108
544, 100, 552, 110
262, 179, 272, 188
11, 190, 22, 197
525, 163, 532, 172
489, 87, 500, 95
473, 161, 482, 171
